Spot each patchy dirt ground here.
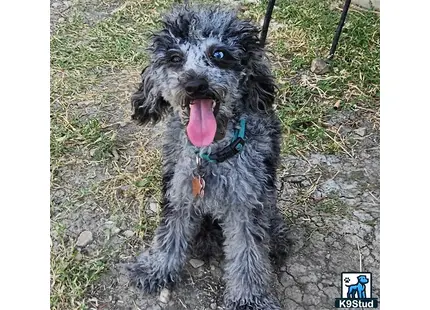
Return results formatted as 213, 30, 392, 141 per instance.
50, 0, 380, 309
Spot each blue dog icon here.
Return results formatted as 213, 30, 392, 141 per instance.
346, 275, 369, 298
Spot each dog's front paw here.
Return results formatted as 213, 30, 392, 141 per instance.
224, 295, 281, 310
126, 254, 172, 293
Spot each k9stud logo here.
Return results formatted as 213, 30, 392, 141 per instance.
335, 272, 379, 308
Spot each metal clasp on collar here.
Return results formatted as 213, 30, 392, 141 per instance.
231, 137, 245, 154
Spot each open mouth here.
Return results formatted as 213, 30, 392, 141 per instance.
186, 98, 220, 147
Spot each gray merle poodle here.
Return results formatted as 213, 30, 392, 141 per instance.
128, 4, 289, 310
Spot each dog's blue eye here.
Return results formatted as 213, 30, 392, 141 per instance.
213, 50, 224, 59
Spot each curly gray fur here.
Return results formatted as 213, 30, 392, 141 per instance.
128, 4, 289, 309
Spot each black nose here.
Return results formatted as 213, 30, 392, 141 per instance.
184, 79, 209, 96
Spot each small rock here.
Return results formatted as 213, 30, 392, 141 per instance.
76, 231, 93, 247
89, 148, 97, 157
189, 258, 205, 268
210, 302, 217, 310
210, 265, 223, 279
51, 2, 61, 8
159, 288, 170, 303
148, 202, 158, 214
112, 227, 121, 235
311, 58, 330, 75
123, 230, 134, 238
354, 127, 367, 137
301, 180, 311, 187
280, 266, 287, 272
63, 1, 71, 8
311, 190, 325, 201
58, 17, 65, 23
75, 252, 83, 261
285, 175, 306, 183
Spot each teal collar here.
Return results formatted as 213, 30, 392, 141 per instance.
196, 118, 246, 163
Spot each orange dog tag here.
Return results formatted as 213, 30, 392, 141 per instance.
192, 176, 205, 198
192, 177, 201, 197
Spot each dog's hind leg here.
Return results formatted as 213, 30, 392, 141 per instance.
222, 206, 281, 310
128, 202, 200, 293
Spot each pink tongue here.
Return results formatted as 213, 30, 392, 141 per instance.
186, 99, 217, 147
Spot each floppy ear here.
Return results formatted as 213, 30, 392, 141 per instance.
231, 21, 277, 112
246, 60, 276, 112
131, 65, 170, 124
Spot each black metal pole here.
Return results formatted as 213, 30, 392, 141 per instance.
260, 0, 276, 47
328, 0, 351, 60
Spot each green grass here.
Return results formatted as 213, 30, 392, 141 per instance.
50, 224, 108, 310
314, 196, 350, 216
51, 0, 380, 159
242, 0, 379, 154
50, 1, 171, 309
50, 0, 379, 308
51, 116, 116, 160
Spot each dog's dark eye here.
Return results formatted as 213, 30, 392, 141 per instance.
213, 50, 224, 59
170, 55, 182, 63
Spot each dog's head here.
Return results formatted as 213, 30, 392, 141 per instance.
357, 275, 369, 284
132, 5, 276, 147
